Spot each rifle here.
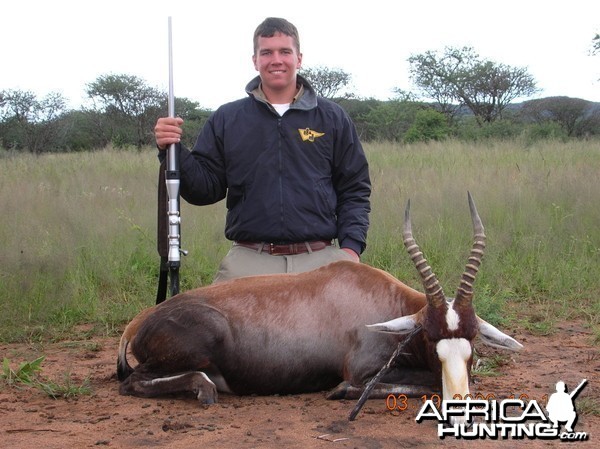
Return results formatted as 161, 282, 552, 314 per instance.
157, 16, 187, 304
569, 379, 587, 399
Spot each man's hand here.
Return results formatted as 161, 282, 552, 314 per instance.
341, 248, 360, 262
154, 117, 184, 150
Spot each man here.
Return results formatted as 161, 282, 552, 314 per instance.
546, 381, 579, 433
154, 17, 370, 282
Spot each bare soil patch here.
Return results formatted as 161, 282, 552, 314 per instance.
1, 321, 598, 448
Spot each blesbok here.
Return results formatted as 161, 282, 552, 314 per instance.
117, 193, 522, 406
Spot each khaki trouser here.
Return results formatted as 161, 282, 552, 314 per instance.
212, 243, 355, 283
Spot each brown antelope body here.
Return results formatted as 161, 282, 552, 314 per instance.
117, 194, 522, 404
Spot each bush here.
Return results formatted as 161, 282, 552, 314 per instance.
520, 122, 568, 145
453, 117, 524, 141
363, 101, 424, 142
404, 109, 450, 143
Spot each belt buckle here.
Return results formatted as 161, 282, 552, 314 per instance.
268, 242, 296, 255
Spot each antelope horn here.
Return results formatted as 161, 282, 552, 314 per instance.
403, 199, 446, 308
455, 192, 486, 307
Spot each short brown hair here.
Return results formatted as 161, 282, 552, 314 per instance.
253, 17, 300, 55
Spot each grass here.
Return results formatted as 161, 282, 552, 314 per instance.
365, 139, 600, 331
1, 139, 599, 343
577, 397, 600, 417
1, 356, 92, 399
472, 353, 512, 377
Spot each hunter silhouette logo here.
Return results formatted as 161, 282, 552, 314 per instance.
546, 379, 587, 434
416, 377, 590, 441
299, 128, 325, 142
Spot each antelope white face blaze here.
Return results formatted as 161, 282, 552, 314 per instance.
436, 338, 472, 401
445, 302, 460, 331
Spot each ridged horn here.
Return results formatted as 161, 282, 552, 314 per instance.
454, 192, 486, 307
403, 199, 446, 309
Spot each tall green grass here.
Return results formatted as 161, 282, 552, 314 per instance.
1, 139, 599, 342
0, 148, 227, 341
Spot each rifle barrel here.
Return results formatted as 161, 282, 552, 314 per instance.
167, 16, 177, 170
168, 16, 175, 119
569, 378, 587, 398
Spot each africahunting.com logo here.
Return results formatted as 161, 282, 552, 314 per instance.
415, 379, 589, 441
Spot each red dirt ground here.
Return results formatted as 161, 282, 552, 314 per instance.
1, 320, 598, 448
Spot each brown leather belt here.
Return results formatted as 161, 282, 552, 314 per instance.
235, 240, 333, 256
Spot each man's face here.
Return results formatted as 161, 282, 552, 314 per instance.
252, 32, 302, 94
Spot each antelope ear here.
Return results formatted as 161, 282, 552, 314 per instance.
477, 316, 523, 351
366, 314, 418, 334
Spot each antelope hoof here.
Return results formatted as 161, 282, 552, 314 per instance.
326, 381, 351, 400
193, 372, 218, 405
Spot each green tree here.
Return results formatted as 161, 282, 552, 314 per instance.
299, 66, 352, 99
408, 47, 538, 125
520, 96, 593, 137
404, 109, 450, 143
336, 97, 382, 139
592, 33, 600, 81
0, 89, 38, 124
407, 47, 468, 121
0, 89, 68, 152
363, 100, 423, 141
86, 74, 163, 148
54, 109, 112, 151
169, 97, 212, 148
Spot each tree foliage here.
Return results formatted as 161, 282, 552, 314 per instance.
299, 66, 352, 98
408, 47, 539, 125
593, 33, 600, 82
362, 100, 425, 141
407, 47, 467, 121
335, 97, 382, 139
0, 60, 598, 154
404, 109, 450, 143
0, 75, 212, 152
0, 89, 66, 125
86, 74, 164, 148
521, 96, 597, 137
0, 89, 68, 152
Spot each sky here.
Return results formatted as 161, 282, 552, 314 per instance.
3, 0, 599, 111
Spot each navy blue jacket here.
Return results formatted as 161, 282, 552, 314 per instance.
176, 75, 371, 255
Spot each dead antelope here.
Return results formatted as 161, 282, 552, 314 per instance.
117, 193, 522, 406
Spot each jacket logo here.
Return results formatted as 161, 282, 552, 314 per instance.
299, 128, 325, 142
